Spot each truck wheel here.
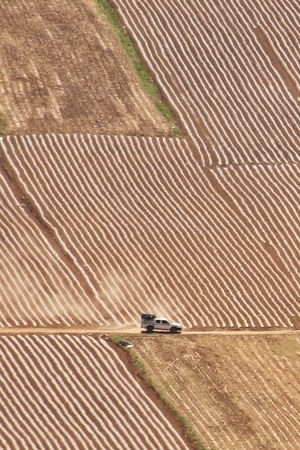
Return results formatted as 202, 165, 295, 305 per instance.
170, 327, 178, 334
146, 326, 154, 333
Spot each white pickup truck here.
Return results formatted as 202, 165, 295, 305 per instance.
141, 314, 182, 333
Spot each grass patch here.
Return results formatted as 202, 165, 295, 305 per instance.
95, 0, 181, 135
0, 111, 7, 136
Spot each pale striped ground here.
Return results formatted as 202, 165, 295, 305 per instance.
1, 134, 299, 329
0, 333, 192, 449
113, 0, 299, 166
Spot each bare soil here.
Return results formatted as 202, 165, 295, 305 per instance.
126, 332, 300, 450
0, 0, 170, 136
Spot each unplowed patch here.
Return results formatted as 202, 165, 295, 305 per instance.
127, 333, 300, 450
0, 0, 170, 136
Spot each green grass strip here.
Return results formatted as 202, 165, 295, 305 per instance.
96, 0, 181, 135
0, 111, 7, 135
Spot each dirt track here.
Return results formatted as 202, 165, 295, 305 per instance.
0, 324, 298, 336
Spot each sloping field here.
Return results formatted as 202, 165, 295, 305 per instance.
128, 333, 300, 450
0, 0, 170, 136
113, 0, 300, 166
0, 1, 299, 449
1, 134, 299, 329
0, 333, 192, 449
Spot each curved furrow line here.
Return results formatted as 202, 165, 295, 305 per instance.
149, 0, 286, 160
115, 0, 299, 165
159, 150, 297, 326
211, 165, 299, 285
3, 135, 111, 323
0, 334, 192, 450
0, 172, 90, 326
244, 0, 300, 86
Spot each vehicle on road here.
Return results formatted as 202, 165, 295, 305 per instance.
141, 314, 182, 333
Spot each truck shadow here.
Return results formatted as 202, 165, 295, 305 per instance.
141, 330, 182, 334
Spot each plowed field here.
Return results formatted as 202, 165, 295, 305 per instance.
1, 133, 299, 329
0, 333, 193, 450
0, 0, 299, 449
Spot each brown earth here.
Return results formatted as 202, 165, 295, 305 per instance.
124, 332, 300, 450
0, 1, 299, 448
0, 0, 171, 136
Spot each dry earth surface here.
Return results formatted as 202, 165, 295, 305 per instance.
0, 0, 171, 136
0, 0, 299, 449
124, 332, 300, 450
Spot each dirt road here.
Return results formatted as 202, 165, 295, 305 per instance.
0, 324, 298, 336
